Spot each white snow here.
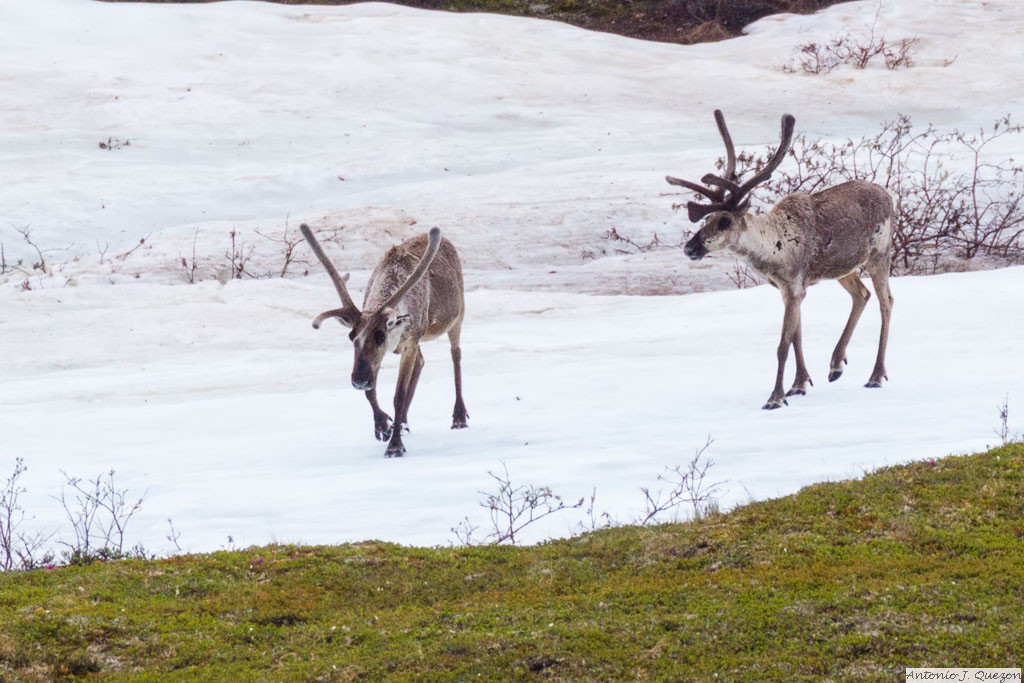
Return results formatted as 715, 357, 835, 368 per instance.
1, 0, 1022, 554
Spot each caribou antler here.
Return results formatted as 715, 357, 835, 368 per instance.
732, 114, 795, 200
667, 111, 796, 223
301, 223, 362, 328
377, 227, 442, 312
663, 111, 737, 206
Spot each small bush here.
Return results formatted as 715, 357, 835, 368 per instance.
786, 34, 918, 74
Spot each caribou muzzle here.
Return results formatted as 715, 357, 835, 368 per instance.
352, 358, 375, 391
683, 236, 708, 260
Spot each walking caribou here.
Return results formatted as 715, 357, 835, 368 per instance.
667, 111, 894, 410
300, 223, 468, 456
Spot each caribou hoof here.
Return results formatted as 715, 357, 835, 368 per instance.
786, 378, 811, 397
762, 397, 788, 410
385, 443, 406, 458
864, 372, 888, 389
374, 412, 393, 442
829, 357, 848, 382
451, 421, 468, 430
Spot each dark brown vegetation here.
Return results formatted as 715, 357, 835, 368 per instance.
99, 0, 853, 45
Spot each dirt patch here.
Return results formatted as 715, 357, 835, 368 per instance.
98, 0, 853, 45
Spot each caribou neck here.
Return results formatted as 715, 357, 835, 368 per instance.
729, 211, 808, 287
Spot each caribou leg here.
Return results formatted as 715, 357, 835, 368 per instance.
786, 318, 813, 397
865, 261, 893, 388
829, 273, 871, 382
364, 385, 393, 442
385, 346, 425, 457
765, 287, 805, 410
449, 322, 468, 429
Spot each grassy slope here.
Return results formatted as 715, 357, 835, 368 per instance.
1, 444, 1021, 681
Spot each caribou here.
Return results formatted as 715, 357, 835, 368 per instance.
667, 111, 894, 410
300, 223, 467, 456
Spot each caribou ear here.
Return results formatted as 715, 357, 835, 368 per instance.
382, 308, 410, 331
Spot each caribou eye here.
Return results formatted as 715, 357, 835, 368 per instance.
373, 329, 387, 347
717, 215, 733, 231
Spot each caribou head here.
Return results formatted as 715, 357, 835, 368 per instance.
666, 110, 796, 261
301, 223, 441, 392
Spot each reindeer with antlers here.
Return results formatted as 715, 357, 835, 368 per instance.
300, 224, 468, 456
667, 111, 894, 410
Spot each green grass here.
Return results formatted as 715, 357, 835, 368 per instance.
2, 444, 1022, 681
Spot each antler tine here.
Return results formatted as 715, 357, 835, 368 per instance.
378, 227, 443, 312
665, 175, 723, 201
665, 110, 740, 220
312, 307, 353, 330
300, 223, 360, 314
732, 113, 796, 202
701, 173, 741, 195
713, 109, 737, 182
687, 200, 729, 223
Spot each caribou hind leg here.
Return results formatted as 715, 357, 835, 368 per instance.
448, 322, 468, 429
829, 273, 871, 382
786, 318, 813, 397
865, 259, 893, 388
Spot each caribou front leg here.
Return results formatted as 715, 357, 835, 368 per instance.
765, 288, 805, 410
385, 347, 425, 458
364, 386, 392, 441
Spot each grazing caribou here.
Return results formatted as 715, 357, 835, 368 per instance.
667, 111, 894, 410
300, 224, 468, 456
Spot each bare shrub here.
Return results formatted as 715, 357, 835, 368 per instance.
995, 394, 1020, 446
883, 37, 919, 69
56, 469, 148, 565
166, 518, 184, 553
255, 219, 309, 278
180, 228, 200, 284
576, 487, 615, 534
726, 260, 764, 289
788, 40, 845, 75
600, 226, 688, 255
453, 462, 584, 545
638, 436, 722, 525
715, 114, 1024, 274
450, 516, 479, 546
225, 229, 257, 280
14, 225, 56, 275
115, 235, 150, 263
1, 459, 55, 572
783, 5, 919, 75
